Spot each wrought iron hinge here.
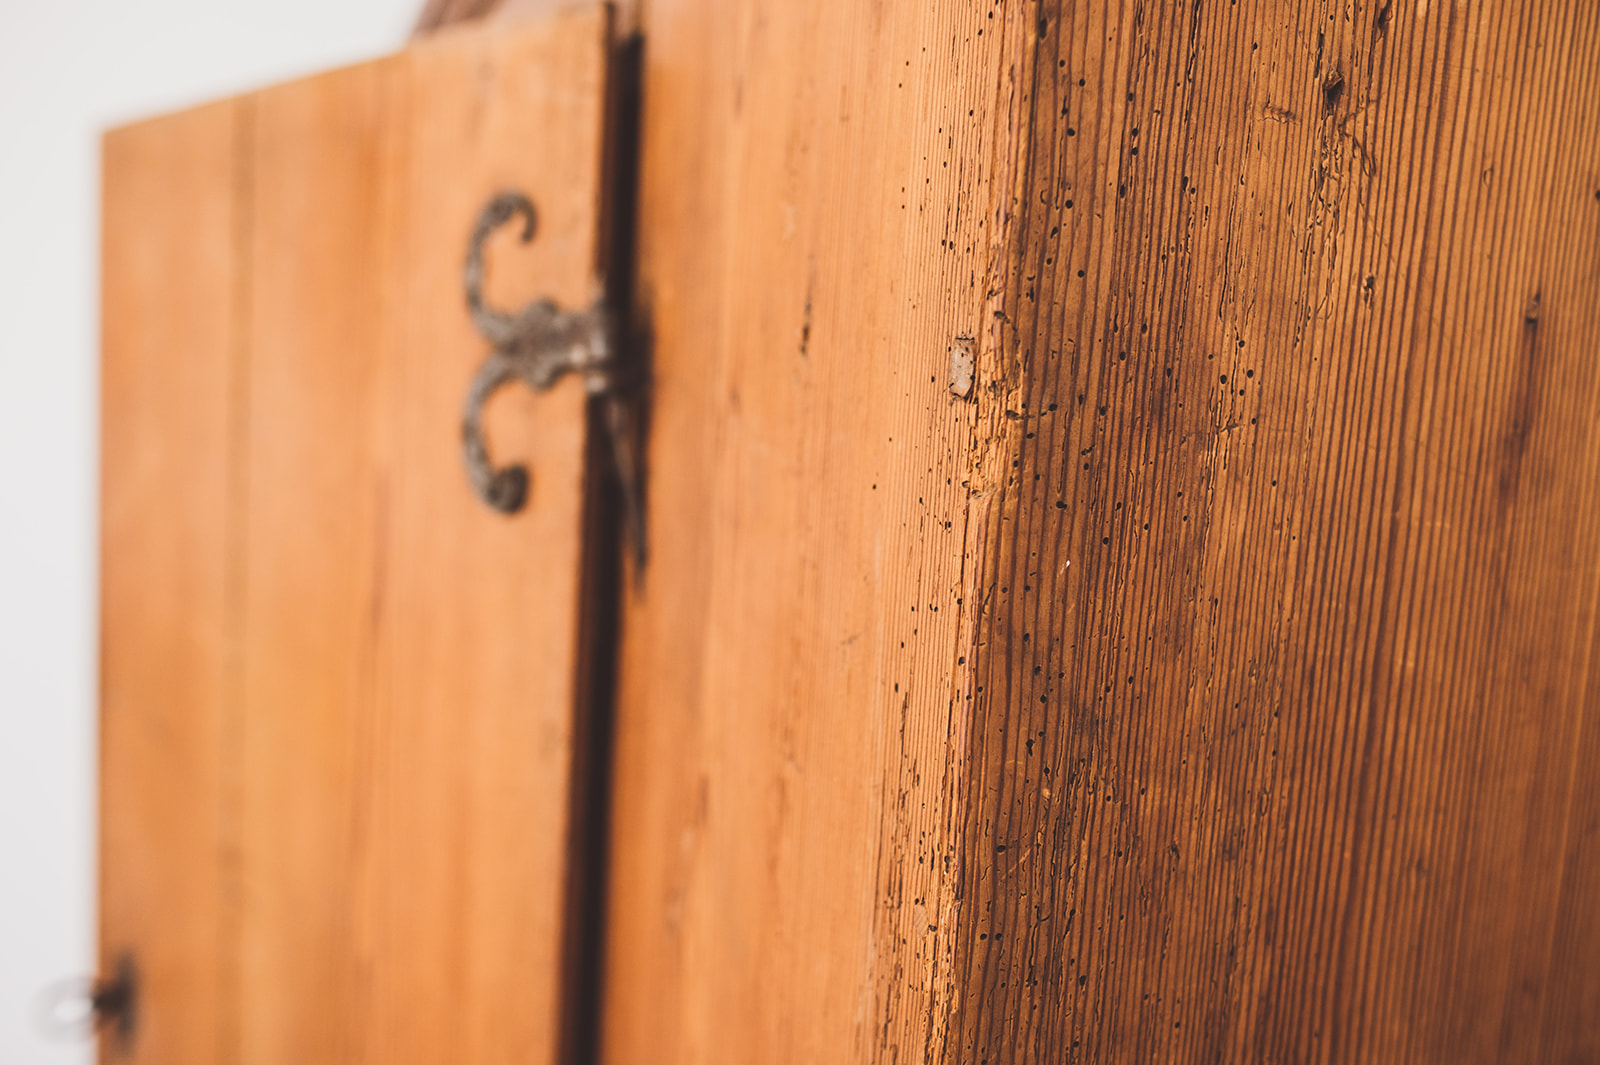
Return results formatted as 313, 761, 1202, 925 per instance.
460, 191, 643, 561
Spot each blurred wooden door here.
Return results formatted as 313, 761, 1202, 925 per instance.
99, 9, 611, 1065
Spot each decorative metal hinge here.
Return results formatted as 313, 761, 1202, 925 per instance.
460, 191, 643, 559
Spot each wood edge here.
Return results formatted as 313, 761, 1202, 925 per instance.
412, 0, 627, 39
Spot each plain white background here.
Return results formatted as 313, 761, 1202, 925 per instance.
0, 2, 418, 1060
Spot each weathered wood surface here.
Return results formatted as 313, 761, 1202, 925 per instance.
535, 0, 1597, 1063
954, 3, 1600, 1062
99, 11, 610, 1065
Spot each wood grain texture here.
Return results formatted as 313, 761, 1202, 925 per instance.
100, 11, 609, 1065
101, 98, 241, 1065
957, 3, 1600, 1062
595, 2, 1600, 1065
599, 3, 1029, 1064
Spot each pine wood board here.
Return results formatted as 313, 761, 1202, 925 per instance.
955, 4, 1600, 1061
99, 10, 610, 1065
598, 3, 1026, 1063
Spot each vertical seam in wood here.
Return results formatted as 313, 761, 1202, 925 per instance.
560, 14, 632, 1065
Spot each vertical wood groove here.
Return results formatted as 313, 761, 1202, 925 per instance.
952, 2, 1600, 1062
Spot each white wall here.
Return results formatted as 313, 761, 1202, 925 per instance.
0, 2, 418, 1060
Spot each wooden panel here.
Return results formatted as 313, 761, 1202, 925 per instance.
598, 4, 1015, 1064
101, 10, 608, 1065
101, 99, 241, 1065
955, 4, 1600, 1062
237, 15, 606, 1065
591, 2, 1600, 1065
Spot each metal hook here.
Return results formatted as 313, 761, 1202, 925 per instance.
461, 191, 616, 515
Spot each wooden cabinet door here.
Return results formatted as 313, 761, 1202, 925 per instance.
99, 10, 611, 1065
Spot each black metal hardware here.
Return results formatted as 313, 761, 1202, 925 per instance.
35, 954, 137, 1051
461, 191, 617, 514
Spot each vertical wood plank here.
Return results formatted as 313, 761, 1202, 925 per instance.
236, 14, 607, 1065
600, 4, 1014, 1064
100, 100, 240, 1065
235, 57, 390, 1065
378, 21, 606, 1065
953, 4, 1600, 1062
